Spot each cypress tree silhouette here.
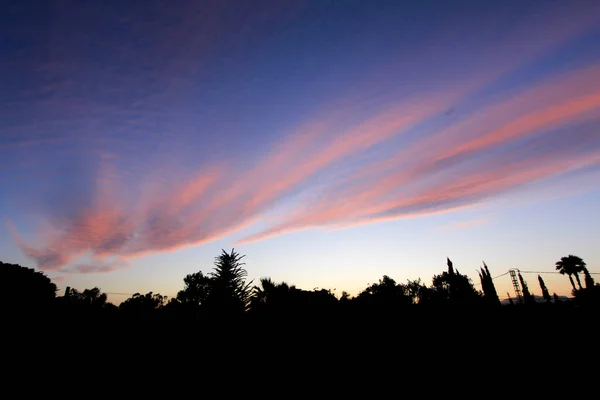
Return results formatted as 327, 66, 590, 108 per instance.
537, 275, 552, 303
507, 292, 514, 305
518, 272, 535, 305
446, 257, 457, 300
478, 262, 500, 306
583, 267, 595, 289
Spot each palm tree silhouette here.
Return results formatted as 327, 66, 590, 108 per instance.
555, 255, 586, 292
251, 278, 296, 313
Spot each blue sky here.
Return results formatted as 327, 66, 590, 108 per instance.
1, 0, 599, 304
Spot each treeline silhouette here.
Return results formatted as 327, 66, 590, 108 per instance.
4, 249, 599, 373
2, 251, 598, 324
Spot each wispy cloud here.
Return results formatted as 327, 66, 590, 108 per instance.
8, 4, 600, 273
237, 63, 600, 244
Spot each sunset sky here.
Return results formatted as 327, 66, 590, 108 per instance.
1, 0, 599, 304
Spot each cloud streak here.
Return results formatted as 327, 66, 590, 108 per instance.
8, 4, 600, 273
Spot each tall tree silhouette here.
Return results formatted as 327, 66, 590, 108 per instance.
555, 255, 586, 291
518, 272, 535, 305
583, 267, 595, 289
478, 262, 500, 306
537, 275, 552, 303
206, 248, 253, 316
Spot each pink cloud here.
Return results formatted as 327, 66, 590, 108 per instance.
437, 90, 600, 163
10, 14, 600, 272
240, 146, 600, 244
234, 72, 600, 243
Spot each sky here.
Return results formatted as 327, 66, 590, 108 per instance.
1, 0, 599, 304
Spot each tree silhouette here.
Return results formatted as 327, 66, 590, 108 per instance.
555, 255, 586, 292
507, 293, 514, 306
518, 272, 535, 305
405, 279, 429, 305
0, 261, 57, 311
478, 262, 500, 306
430, 258, 481, 305
339, 291, 351, 303
583, 267, 595, 289
537, 275, 552, 303
250, 278, 337, 318
176, 271, 212, 307
206, 248, 253, 316
251, 277, 292, 315
355, 275, 411, 309
81, 287, 108, 307
56, 286, 116, 318
120, 292, 166, 314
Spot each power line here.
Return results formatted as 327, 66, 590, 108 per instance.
474, 270, 509, 286
105, 292, 136, 296
472, 268, 598, 286
492, 271, 510, 280
520, 270, 600, 275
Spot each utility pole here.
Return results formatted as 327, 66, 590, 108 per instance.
508, 269, 523, 304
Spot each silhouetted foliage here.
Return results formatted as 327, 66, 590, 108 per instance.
430, 258, 481, 305
1, 252, 597, 334
250, 278, 337, 319
518, 272, 535, 305
205, 248, 253, 317
507, 293, 514, 306
572, 281, 600, 305
553, 293, 561, 304
355, 275, 411, 310
405, 279, 429, 305
54, 286, 117, 319
120, 292, 167, 314
555, 255, 586, 291
583, 267, 595, 289
479, 262, 500, 306
81, 287, 108, 307
538, 275, 552, 303
0, 261, 56, 311
176, 271, 212, 307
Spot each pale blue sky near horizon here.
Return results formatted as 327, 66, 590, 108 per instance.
1, 0, 599, 304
